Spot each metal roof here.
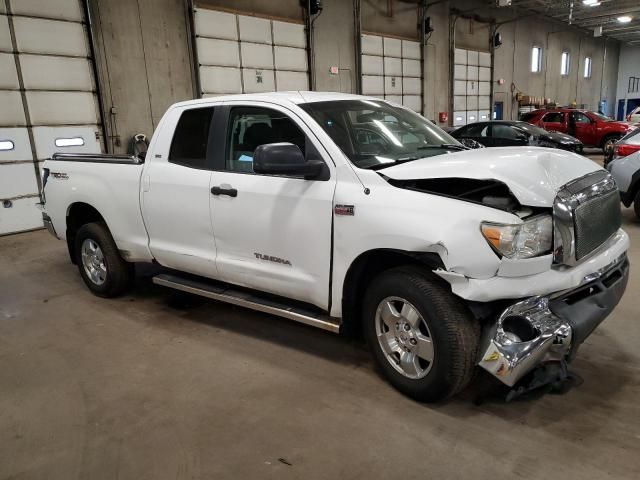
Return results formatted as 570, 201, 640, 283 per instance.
510, 0, 640, 44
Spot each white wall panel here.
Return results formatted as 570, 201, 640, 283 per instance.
479, 52, 491, 67
0, 91, 26, 126
385, 95, 402, 104
467, 50, 479, 66
194, 9, 237, 40
361, 55, 383, 75
384, 76, 401, 94
466, 95, 478, 110
466, 81, 478, 95
478, 110, 490, 121
362, 75, 384, 95
240, 42, 273, 69
32, 125, 100, 159
454, 80, 466, 95
0, 128, 31, 162
196, 38, 239, 67
242, 68, 275, 93
10, 0, 83, 22
200, 66, 241, 94
274, 46, 307, 72
238, 16, 271, 44
272, 21, 305, 48
0, 52, 18, 89
454, 96, 466, 110
467, 66, 478, 81
0, 163, 39, 198
478, 96, 491, 109
466, 111, 479, 123
402, 40, 420, 60
453, 111, 466, 126
275, 70, 308, 91
383, 37, 401, 57
0, 197, 42, 234
384, 57, 401, 75
361, 34, 383, 55
479, 81, 490, 95
402, 77, 421, 95
13, 17, 88, 57
20, 55, 93, 91
454, 48, 467, 64
402, 95, 421, 112
0, 15, 12, 51
402, 59, 421, 77
26, 91, 98, 125
454, 64, 467, 80
479, 66, 491, 81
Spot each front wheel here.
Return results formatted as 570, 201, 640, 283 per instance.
74, 222, 133, 297
363, 266, 479, 402
602, 135, 621, 154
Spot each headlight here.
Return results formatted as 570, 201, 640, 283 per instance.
481, 215, 553, 259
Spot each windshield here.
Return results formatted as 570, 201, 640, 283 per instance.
300, 100, 464, 169
590, 112, 613, 122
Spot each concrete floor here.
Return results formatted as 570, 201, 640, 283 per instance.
1, 173, 639, 478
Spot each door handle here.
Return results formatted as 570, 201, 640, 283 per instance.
211, 186, 238, 197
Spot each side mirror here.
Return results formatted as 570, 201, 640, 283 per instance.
253, 142, 325, 180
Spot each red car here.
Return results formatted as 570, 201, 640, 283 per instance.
522, 108, 635, 152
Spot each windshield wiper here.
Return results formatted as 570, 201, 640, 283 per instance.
417, 144, 468, 151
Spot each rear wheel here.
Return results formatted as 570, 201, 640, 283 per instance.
75, 222, 133, 297
363, 266, 479, 402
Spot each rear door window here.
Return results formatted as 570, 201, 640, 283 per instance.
169, 107, 215, 169
542, 112, 564, 123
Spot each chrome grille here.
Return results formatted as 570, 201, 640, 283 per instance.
574, 189, 621, 260
553, 171, 620, 265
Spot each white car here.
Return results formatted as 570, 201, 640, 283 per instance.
626, 106, 640, 123
41, 92, 629, 402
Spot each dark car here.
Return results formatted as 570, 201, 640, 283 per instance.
451, 121, 584, 153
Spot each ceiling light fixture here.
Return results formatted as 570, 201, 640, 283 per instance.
582, 0, 600, 6
617, 15, 633, 23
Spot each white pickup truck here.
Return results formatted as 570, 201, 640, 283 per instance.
42, 92, 629, 401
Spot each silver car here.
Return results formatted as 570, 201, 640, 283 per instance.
607, 148, 640, 218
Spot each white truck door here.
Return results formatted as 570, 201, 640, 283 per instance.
142, 105, 218, 278
209, 102, 336, 310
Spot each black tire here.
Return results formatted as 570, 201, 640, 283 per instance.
74, 222, 133, 297
634, 190, 640, 220
601, 134, 621, 153
363, 266, 479, 402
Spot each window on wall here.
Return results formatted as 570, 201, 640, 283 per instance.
584, 57, 592, 78
561, 51, 570, 76
531, 46, 542, 72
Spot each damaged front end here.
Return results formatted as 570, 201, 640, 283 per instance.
479, 254, 629, 388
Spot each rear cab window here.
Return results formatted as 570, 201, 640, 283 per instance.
168, 107, 215, 169
542, 112, 565, 123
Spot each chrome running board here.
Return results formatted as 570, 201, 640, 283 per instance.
153, 273, 341, 333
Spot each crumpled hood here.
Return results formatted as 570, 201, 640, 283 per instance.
380, 147, 601, 207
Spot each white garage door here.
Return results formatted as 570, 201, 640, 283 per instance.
0, 0, 102, 235
453, 48, 491, 127
360, 33, 422, 112
193, 7, 309, 96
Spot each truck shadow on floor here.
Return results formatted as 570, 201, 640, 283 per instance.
126, 263, 635, 420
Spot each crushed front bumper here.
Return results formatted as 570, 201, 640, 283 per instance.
479, 254, 629, 387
